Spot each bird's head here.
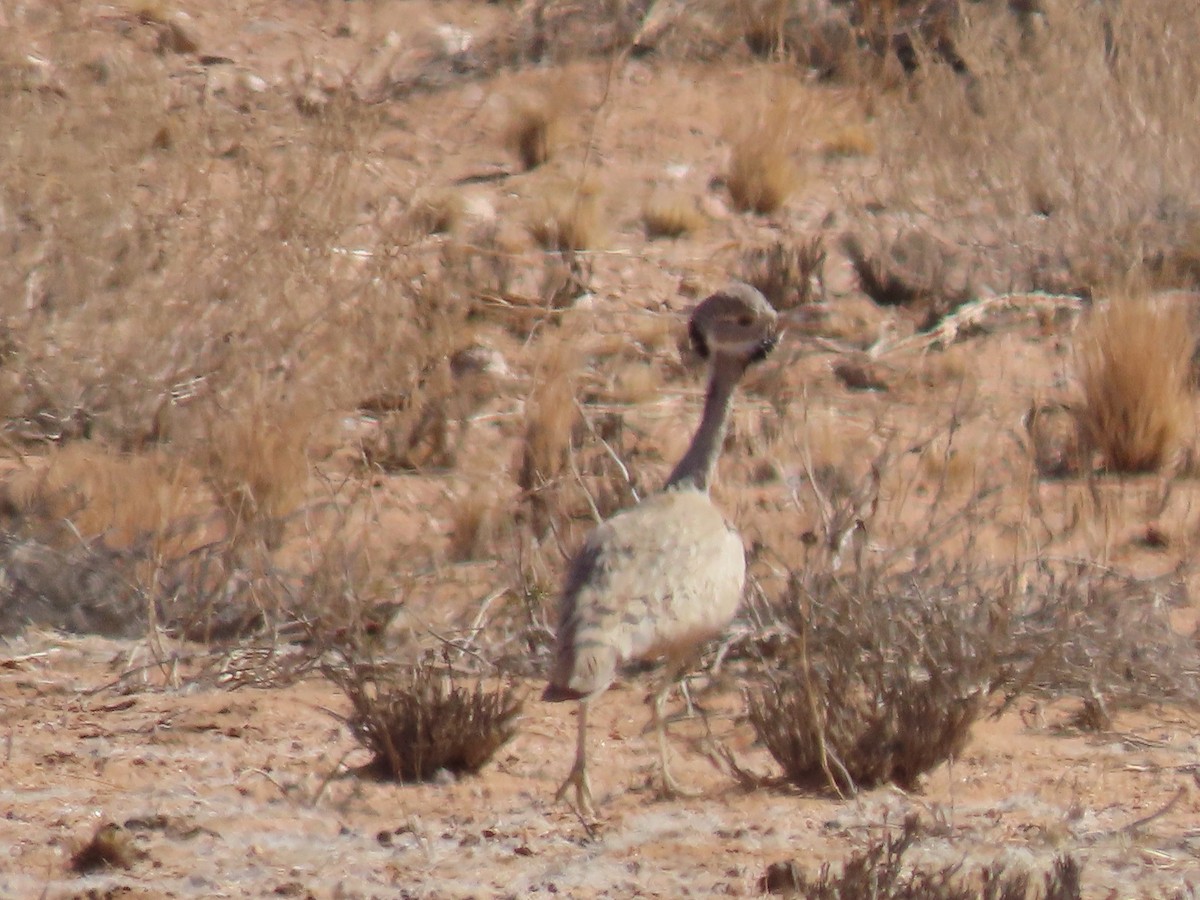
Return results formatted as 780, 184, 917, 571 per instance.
687, 282, 780, 367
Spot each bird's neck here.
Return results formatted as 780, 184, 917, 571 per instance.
664, 356, 743, 493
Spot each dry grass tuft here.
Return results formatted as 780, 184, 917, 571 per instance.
505, 91, 567, 171
408, 190, 465, 236
447, 490, 506, 563
198, 394, 317, 551
762, 815, 1083, 899
740, 237, 826, 311
1076, 292, 1194, 473
724, 75, 807, 215
0, 442, 206, 551
726, 126, 800, 216
516, 338, 582, 537
70, 822, 141, 873
528, 180, 605, 252
642, 189, 706, 239
326, 654, 522, 782
820, 121, 875, 158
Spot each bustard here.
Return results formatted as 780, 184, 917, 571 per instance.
542, 283, 780, 814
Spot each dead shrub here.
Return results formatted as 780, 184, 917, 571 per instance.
762, 815, 1082, 899
1075, 292, 1194, 473
748, 564, 996, 794
744, 443, 1006, 794
997, 561, 1200, 712
0, 533, 146, 638
326, 653, 522, 782
740, 237, 827, 311
642, 189, 705, 239
842, 230, 974, 331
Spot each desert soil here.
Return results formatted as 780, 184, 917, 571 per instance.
5, 1, 1200, 898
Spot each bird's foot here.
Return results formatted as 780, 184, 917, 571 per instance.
554, 763, 595, 818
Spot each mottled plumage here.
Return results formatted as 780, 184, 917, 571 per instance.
542, 283, 780, 815
545, 490, 746, 701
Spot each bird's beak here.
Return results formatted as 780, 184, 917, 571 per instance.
777, 304, 827, 339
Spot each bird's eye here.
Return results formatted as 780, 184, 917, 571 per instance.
736, 315, 753, 327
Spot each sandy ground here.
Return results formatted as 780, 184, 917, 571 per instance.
6, 1, 1200, 897
4, 634, 1200, 898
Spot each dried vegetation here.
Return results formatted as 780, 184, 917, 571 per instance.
7, 0, 1200, 891
325, 652, 523, 782
749, 562, 997, 794
1075, 291, 1195, 473
762, 816, 1083, 899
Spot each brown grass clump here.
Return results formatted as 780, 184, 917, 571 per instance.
70, 822, 141, 873
327, 654, 522, 782
762, 816, 1083, 899
198, 394, 317, 551
740, 237, 826, 311
505, 92, 566, 171
726, 125, 800, 216
724, 75, 808, 215
642, 189, 706, 239
447, 490, 505, 563
516, 339, 582, 537
0, 442, 205, 551
529, 180, 604, 252
820, 122, 875, 158
1075, 292, 1194, 473
408, 190, 465, 236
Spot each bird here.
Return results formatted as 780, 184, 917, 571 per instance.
542, 282, 781, 815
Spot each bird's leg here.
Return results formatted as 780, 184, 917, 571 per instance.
652, 666, 699, 800
555, 699, 595, 817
